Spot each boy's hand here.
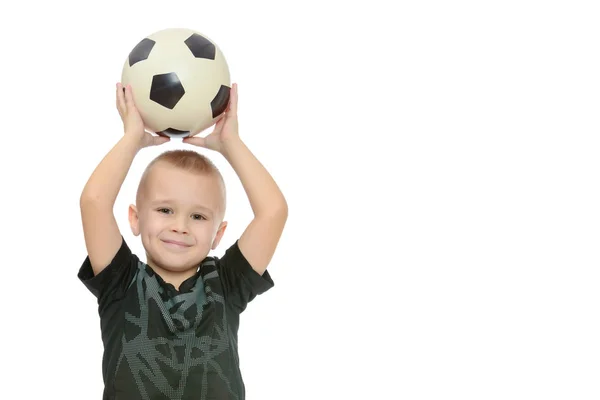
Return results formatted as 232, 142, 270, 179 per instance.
116, 83, 170, 149
183, 83, 240, 152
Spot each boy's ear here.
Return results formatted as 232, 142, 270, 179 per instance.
211, 221, 228, 250
128, 204, 140, 236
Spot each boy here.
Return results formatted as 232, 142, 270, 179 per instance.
78, 82, 287, 400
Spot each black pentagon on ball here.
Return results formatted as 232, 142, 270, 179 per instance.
184, 33, 216, 60
158, 128, 190, 137
211, 85, 230, 118
150, 73, 185, 109
129, 38, 156, 66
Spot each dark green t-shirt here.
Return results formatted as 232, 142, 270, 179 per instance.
78, 238, 274, 400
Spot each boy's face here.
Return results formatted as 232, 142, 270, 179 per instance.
128, 161, 227, 272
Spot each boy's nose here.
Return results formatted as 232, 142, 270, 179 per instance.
170, 219, 189, 234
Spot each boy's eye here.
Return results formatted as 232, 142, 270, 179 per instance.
156, 209, 205, 220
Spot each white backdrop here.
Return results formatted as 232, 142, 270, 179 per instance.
1, 0, 599, 399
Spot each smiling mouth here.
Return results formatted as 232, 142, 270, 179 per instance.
161, 239, 191, 248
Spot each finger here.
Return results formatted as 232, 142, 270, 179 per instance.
124, 84, 137, 110
152, 135, 170, 146
214, 112, 226, 126
144, 132, 168, 146
229, 83, 238, 115
116, 83, 125, 113
182, 136, 207, 147
210, 118, 224, 136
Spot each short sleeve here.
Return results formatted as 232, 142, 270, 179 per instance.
77, 237, 138, 312
217, 240, 274, 313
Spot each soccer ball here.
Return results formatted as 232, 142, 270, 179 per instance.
121, 28, 231, 138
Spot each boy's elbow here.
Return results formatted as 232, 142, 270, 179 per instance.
80, 191, 109, 210
272, 201, 288, 225
80, 191, 99, 206
280, 200, 288, 219
270, 198, 288, 219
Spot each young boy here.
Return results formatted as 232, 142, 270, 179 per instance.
78, 82, 287, 400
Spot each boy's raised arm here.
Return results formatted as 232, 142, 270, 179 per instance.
184, 83, 288, 275
222, 138, 288, 275
80, 84, 169, 276
80, 136, 139, 276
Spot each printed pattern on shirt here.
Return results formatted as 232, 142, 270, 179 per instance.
113, 258, 240, 400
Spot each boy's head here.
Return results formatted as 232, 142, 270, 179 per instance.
128, 149, 227, 273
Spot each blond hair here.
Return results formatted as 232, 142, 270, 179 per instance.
136, 150, 226, 215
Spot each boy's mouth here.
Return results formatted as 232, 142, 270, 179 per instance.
161, 239, 191, 248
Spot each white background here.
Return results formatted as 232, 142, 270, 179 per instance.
1, 0, 598, 399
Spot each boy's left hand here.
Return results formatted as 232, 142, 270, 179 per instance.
183, 83, 239, 153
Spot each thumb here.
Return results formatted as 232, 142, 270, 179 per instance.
182, 136, 207, 147
150, 134, 170, 146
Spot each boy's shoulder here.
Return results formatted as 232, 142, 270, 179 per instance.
77, 236, 138, 300
78, 237, 274, 305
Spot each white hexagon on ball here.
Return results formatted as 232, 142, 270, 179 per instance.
121, 28, 231, 138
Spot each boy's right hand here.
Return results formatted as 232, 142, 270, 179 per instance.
116, 82, 170, 149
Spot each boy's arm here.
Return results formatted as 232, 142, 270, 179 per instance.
222, 138, 288, 276
80, 135, 140, 276
80, 83, 169, 276
184, 83, 287, 275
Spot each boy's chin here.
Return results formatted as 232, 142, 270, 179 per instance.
150, 251, 207, 271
